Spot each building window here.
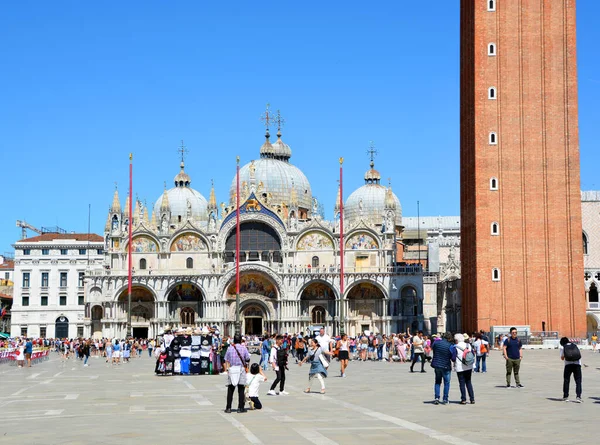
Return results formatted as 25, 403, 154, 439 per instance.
180, 307, 195, 325
139, 258, 147, 270
78, 295, 84, 305
22, 296, 29, 306
488, 0, 496, 12
60, 295, 67, 306
491, 222, 500, 235
41, 296, 48, 306
60, 272, 68, 287
492, 268, 501, 281
312, 256, 320, 268
488, 87, 496, 99
489, 132, 497, 145
312, 306, 326, 324
41, 272, 49, 287
20, 326, 27, 336
78, 272, 85, 287
583, 233, 588, 255
590, 283, 599, 303
60, 249, 68, 255
40, 326, 47, 338
490, 177, 498, 190
79, 249, 86, 255
77, 326, 84, 337
488, 43, 496, 56
42, 249, 49, 255
23, 249, 30, 255
186, 257, 193, 269
97, 249, 103, 255
22, 272, 30, 288
4, 272, 8, 280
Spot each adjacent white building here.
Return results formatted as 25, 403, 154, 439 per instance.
10, 234, 104, 338
583, 191, 600, 333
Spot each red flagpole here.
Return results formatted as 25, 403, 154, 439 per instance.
127, 153, 133, 339
235, 156, 241, 335
339, 157, 345, 335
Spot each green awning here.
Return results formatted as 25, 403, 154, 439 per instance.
0, 333, 9, 339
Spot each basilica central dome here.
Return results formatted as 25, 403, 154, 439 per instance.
230, 130, 312, 212
154, 161, 208, 222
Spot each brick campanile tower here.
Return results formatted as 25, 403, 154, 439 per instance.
460, 0, 585, 336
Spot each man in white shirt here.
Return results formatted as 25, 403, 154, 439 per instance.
410, 331, 426, 373
559, 336, 582, 403
268, 335, 288, 396
315, 328, 332, 361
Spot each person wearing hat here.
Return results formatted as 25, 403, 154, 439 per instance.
450, 333, 475, 404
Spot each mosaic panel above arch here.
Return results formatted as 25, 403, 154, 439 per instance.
130, 236, 158, 253
301, 282, 335, 300
345, 232, 378, 250
347, 282, 384, 299
297, 231, 334, 251
171, 233, 208, 252
227, 273, 278, 299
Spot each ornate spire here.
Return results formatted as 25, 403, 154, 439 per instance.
275, 109, 285, 139
208, 179, 217, 210
150, 207, 157, 228
334, 180, 341, 211
143, 200, 150, 224
160, 181, 170, 212
174, 141, 191, 187
133, 199, 141, 225
105, 207, 112, 231
110, 184, 121, 213
385, 178, 396, 210
123, 194, 131, 218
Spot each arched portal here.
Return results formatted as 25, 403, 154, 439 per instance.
346, 282, 386, 336
224, 221, 282, 263
243, 305, 265, 335
300, 281, 336, 327
167, 283, 204, 324
91, 305, 103, 339
227, 272, 278, 299
55, 316, 69, 339
118, 286, 155, 338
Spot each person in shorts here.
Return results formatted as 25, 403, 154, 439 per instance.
24, 338, 33, 367
112, 339, 121, 365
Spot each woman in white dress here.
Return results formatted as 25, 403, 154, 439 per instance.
15, 340, 25, 368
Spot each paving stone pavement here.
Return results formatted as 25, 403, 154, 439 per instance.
0, 349, 598, 445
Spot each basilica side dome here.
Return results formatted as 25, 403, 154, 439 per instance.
230, 131, 312, 212
154, 162, 208, 222
345, 161, 402, 226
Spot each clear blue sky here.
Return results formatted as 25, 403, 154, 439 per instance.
1, 1, 598, 254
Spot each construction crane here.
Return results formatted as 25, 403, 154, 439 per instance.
15, 221, 66, 240
16, 220, 42, 240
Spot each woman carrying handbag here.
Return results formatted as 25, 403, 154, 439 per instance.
299, 338, 328, 394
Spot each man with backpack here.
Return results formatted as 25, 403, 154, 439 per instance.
503, 327, 524, 388
450, 333, 475, 404
560, 337, 582, 403
267, 335, 289, 396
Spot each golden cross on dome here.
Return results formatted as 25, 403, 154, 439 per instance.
178, 140, 188, 163
275, 109, 285, 133
367, 141, 378, 167
260, 103, 273, 131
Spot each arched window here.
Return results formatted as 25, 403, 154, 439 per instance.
488, 43, 496, 55
583, 233, 588, 255
488, 87, 497, 99
490, 177, 498, 190
488, 0, 496, 12
489, 132, 497, 145
401, 286, 418, 316
139, 258, 147, 270
312, 256, 319, 268
312, 306, 326, 324
492, 268, 501, 281
590, 283, 599, 303
180, 307, 195, 325
491, 222, 499, 235
186, 257, 193, 269
225, 222, 283, 263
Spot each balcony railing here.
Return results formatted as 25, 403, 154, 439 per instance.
588, 302, 600, 310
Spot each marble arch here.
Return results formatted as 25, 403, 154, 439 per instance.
227, 295, 276, 320
217, 213, 288, 252
121, 232, 161, 252
298, 279, 339, 300
113, 282, 157, 302
217, 264, 283, 301
168, 231, 211, 253
344, 279, 388, 300
294, 228, 336, 251
344, 228, 381, 250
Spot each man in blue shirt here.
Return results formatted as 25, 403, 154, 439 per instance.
503, 327, 524, 388
431, 332, 454, 405
24, 338, 33, 368
260, 335, 271, 371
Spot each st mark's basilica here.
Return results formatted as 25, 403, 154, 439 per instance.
84, 120, 424, 339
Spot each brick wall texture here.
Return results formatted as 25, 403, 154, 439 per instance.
460, 0, 586, 336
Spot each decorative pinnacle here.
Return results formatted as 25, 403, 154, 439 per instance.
236, 156, 240, 165
114, 181, 118, 191
178, 140, 188, 164
260, 103, 273, 135
367, 141, 378, 168
339, 157, 344, 165
275, 109, 285, 137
